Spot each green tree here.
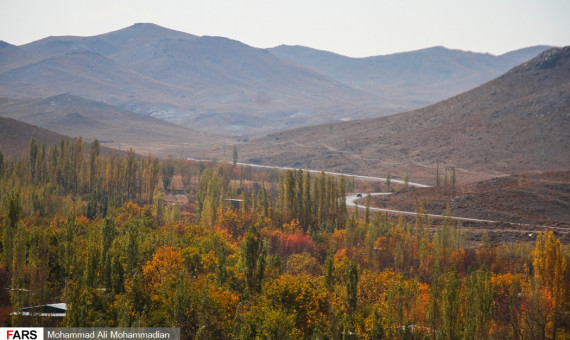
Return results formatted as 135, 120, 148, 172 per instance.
0, 150, 4, 177
463, 268, 493, 340
365, 192, 371, 225
427, 261, 443, 339
240, 226, 266, 295
89, 139, 100, 192
2, 191, 22, 271
370, 309, 385, 340
346, 261, 359, 313
101, 218, 117, 290
232, 145, 238, 168
161, 158, 175, 193
10, 224, 27, 326
442, 268, 461, 340
323, 252, 335, 289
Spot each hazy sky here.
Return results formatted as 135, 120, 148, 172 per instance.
1, 0, 569, 57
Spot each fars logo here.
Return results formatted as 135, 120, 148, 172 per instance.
0, 328, 43, 340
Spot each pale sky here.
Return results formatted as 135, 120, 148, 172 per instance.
1, 0, 569, 58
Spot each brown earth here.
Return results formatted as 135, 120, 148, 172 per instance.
213, 47, 570, 185
367, 171, 570, 243
0, 116, 65, 159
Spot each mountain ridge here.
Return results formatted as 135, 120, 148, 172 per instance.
0, 93, 228, 157
226, 46, 570, 183
0, 23, 552, 136
268, 44, 552, 105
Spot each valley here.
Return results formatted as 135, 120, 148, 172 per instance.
0, 22, 569, 337
1, 31, 568, 235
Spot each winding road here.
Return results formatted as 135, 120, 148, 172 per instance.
187, 157, 570, 230
345, 193, 499, 223
189, 157, 500, 223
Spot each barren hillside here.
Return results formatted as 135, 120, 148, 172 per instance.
0, 94, 227, 157
225, 47, 570, 184
0, 23, 550, 137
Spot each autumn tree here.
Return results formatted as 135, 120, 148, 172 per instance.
346, 261, 359, 313
532, 231, 570, 339
442, 267, 461, 340
240, 226, 266, 295
2, 191, 22, 271
463, 267, 494, 339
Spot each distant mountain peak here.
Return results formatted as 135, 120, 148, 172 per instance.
132, 22, 160, 28
0, 41, 15, 49
117, 22, 197, 39
527, 46, 569, 69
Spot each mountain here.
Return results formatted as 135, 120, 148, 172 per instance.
0, 23, 377, 136
0, 23, 551, 137
231, 47, 570, 183
268, 45, 551, 108
0, 115, 131, 160
0, 115, 66, 159
0, 94, 227, 157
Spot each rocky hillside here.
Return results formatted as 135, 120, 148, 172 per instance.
0, 24, 374, 136
0, 94, 227, 157
231, 47, 570, 184
269, 45, 550, 108
0, 23, 550, 136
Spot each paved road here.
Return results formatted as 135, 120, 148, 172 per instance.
188, 157, 499, 223
345, 193, 499, 223
187, 158, 430, 187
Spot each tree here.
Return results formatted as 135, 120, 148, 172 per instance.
346, 261, 359, 313
370, 309, 385, 340
10, 224, 27, 326
365, 193, 371, 225
0, 151, 4, 177
240, 226, 266, 295
492, 273, 524, 339
161, 158, 175, 192
2, 191, 22, 271
323, 252, 335, 289
532, 231, 569, 338
101, 218, 117, 290
385, 172, 391, 192
232, 145, 238, 168
427, 261, 443, 339
464, 268, 493, 339
89, 139, 100, 192
442, 268, 461, 340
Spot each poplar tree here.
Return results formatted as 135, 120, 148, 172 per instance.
233, 145, 238, 168
442, 268, 461, 340
346, 262, 359, 313
89, 139, 100, 192
2, 191, 22, 271
463, 268, 493, 339
0, 151, 4, 178
241, 226, 266, 295
161, 158, 175, 193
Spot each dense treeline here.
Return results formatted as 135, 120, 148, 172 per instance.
0, 138, 160, 219
0, 139, 569, 339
